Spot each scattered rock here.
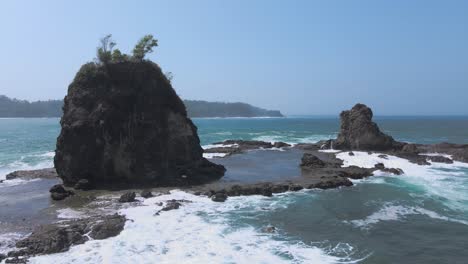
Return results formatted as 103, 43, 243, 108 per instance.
348, 151, 354, 156
140, 190, 153, 198
161, 200, 181, 211
54, 61, 225, 189
49, 184, 74, 201
74, 179, 91, 190
334, 104, 401, 151
427, 155, 453, 164
211, 192, 228, 202
118, 192, 136, 203
378, 154, 388, 159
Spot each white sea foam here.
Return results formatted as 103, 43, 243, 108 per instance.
203, 152, 228, 159
0, 232, 24, 254
57, 208, 86, 219
337, 151, 468, 211
347, 203, 468, 229
0, 159, 53, 183
28, 191, 350, 264
319, 149, 342, 153
202, 143, 238, 149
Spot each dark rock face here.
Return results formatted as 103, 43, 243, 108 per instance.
54, 61, 225, 188
334, 104, 400, 151
118, 192, 136, 203
49, 184, 74, 201
10, 214, 125, 258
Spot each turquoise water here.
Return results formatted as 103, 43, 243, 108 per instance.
1, 117, 468, 263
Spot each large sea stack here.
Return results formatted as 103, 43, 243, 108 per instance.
334, 103, 401, 151
55, 61, 225, 188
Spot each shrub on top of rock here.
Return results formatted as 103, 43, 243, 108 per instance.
54, 35, 225, 189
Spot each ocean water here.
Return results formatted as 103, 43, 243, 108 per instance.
1, 116, 468, 263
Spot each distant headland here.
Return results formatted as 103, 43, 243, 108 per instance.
0, 95, 283, 118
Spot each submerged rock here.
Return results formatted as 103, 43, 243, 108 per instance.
118, 192, 136, 203
334, 104, 400, 151
54, 61, 225, 189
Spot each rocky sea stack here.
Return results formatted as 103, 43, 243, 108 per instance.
55, 61, 225, 188
334, 103, 401, 151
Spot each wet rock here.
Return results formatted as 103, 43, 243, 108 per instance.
348, 151, 354, 156
211, 192, 228, 202
374, 163, 404, 175
300, 153, 326, 168
337, 166, 374, 179
288, 184, 304, 191
427, 155, 453, 164
402, 143, 419, 154
271, 184, 289, 193
378, 154, 388, 159
161, 200, 182, 211
263, 226, 277, 233
0, 254, 6, 262
374, 163, 385, 170
74, 179, 91, 190
10, 214, 125, 259
312, 177, 353, 189
334, 104, 400, 151
54, 61, 225, 189
118, 192, 136, 203
5, 168, 57, 180
49, 184, 74, 201
273, 142, 291, 148
140, 190, 153, 198
86, 214, 126, 240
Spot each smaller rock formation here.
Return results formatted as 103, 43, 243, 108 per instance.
118, 192, 136, 203
49, 184, 74, 201
7, 214, 125, 260
334, 104, 401, 151
140, 190, 153, 198
211, 192, 228, 202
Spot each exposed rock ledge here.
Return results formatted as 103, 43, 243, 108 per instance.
3, 214, 126, 263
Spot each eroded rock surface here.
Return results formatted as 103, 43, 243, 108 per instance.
54, 61, 225, 188
6, 214, 125, 261
334, 104, 401, 151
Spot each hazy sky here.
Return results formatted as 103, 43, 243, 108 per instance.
0, 0, 467, 115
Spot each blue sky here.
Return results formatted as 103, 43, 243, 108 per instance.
0, 0, 467, 115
